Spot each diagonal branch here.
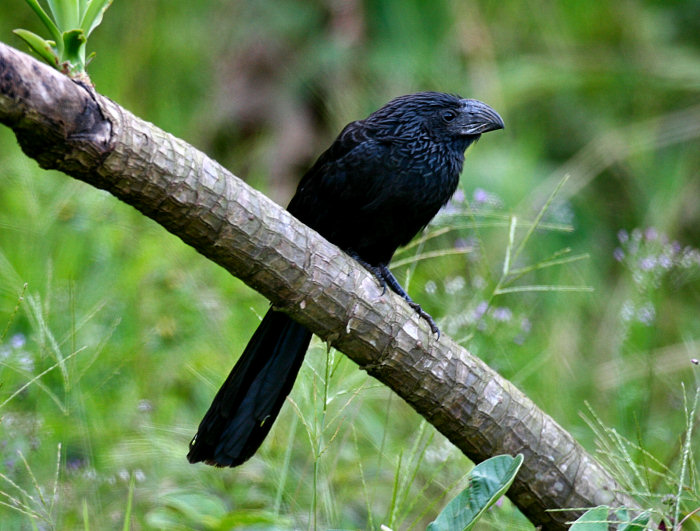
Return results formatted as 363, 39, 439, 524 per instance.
0, 42, 640, 529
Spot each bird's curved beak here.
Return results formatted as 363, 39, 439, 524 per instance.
458, 99, 505, 135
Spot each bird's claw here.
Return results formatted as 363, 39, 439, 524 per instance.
408, 301, 440, 338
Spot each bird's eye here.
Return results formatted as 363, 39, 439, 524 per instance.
442, 109, 457, 122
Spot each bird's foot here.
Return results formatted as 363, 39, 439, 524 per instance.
349, 251, 440, 337
408, 301, 440, 337
348, 251, 388, 295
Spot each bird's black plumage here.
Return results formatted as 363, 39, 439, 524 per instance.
188, 91, 504, 467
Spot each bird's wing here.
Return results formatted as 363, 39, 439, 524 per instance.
286, 119, 395, 223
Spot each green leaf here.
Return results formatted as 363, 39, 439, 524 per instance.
154, 490, 229, 528
12, 29, 58, 67
617, 509, 651, 530
61, 28, 87, 72
569, 506, 610, 530
80, 0, 113, 37
571, 506, 651, 529
62, 28, 87, 54
47, 0, 80, 30
21, 0, 62, 46
144, 509, 183, 530
19, 0, 111, 76
427, 454, 524, 531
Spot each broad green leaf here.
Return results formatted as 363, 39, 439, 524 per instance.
80, 0, 113, 36
13, 29, 58, 67
427, 454, 524, 531
617, 509, 651, 530
569, 506, 610, 530
571, 506, 651, 529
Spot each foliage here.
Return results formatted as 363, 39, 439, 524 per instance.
569, 506, 650, 530
13, 0, 112, 80
427, 454, 523, 531
579, 387, 700, 530
1, 0, 699, 529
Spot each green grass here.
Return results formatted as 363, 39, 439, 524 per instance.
1, 1, 700, 529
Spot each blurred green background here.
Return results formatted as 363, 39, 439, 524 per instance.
1, 1, 699, 529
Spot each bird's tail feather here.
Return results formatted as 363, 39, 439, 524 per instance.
187, 309, 312, 467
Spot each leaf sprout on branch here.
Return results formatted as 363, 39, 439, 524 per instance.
13, 0, 113, 82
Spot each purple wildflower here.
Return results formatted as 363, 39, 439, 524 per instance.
473, 301, 489, 320
10, 334, 26, 349
492, 307, 513, 322
638, 256, 656, 271
473, 188, 489, 204
644, 227, 658, 241
637, 303, 656, 326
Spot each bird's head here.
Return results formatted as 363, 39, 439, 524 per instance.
367, 92, 504, 147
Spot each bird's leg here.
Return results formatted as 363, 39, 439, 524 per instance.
348, 251, 440, 337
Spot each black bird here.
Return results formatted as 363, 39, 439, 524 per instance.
188, 92, 504, 467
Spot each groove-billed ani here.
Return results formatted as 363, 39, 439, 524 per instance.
187, 92, 504, 467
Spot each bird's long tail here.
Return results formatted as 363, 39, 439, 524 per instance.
187, 309, 312, 467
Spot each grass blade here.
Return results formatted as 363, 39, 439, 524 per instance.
512, 174, 570, 266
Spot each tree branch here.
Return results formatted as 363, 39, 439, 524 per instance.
0, 42, 640, 529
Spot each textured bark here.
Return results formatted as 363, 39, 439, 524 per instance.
0, 42, 641, 529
